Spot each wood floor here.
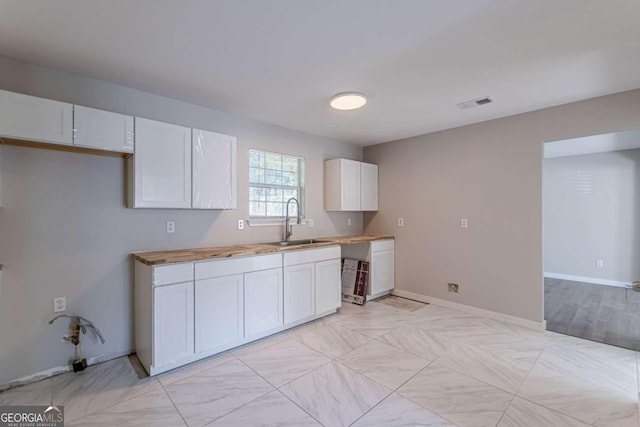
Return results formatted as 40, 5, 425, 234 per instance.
545, 277, 640, 351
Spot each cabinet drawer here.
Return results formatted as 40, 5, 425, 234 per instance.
283, 246, 341, 266
153, 263, 194, 286
371, 239, 394, 252
195, 253, 282, 280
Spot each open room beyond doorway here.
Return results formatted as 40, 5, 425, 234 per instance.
543, 129, 640, 350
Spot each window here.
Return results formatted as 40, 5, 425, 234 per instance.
249, 149, 304, 219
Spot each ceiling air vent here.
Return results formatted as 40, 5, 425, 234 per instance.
457, 97, 493, 110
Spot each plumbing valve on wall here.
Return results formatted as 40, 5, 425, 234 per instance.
48, 315, 105, 372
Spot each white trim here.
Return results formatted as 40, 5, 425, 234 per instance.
544, 272, 631, 288
392, 289, 545, 331
247, 218, 309, 227
0, 349, 133, 391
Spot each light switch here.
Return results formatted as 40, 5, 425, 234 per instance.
460, 218, 468, 228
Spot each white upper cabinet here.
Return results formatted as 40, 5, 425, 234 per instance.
0, 89, 73, 145
192, 129, 237, 209
130, 117, 192, 208
73, 105, 134, 153
360, 162, 379, 211
324, 158, 378, 211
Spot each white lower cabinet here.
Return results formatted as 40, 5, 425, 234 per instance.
135, 246, 343, 376
195, 274, 244, 354
153, 281, 194, 368
315, 258, 342, 314
283, 246, 341, 326
284, 263, 315, 324
369, 240, 395, 296
244, 267, 283, 338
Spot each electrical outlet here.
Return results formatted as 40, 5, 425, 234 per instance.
347, 218, 352, 227
596, 259, 604, 268
53, 297, 66, 313
308, 219, 314, 228
166, 221, 175, 233
448, 283, 459, 293
237, 219, 244, 230
460, 218, 469, 228
397, 217, 404, 227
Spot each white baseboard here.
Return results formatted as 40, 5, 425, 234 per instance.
544, 272, 631, 288
0, 349, 133, 391
392, 289, 545, 331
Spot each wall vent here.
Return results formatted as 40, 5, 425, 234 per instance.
457, 97, 493, 110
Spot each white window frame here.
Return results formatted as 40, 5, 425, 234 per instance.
248, 148, 305, 225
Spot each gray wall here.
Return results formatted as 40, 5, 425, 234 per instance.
363, 89, 640, 323
0, 56, 363, 385
543, 149, 640, 284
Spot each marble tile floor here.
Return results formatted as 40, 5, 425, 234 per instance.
2, 296, 639, 426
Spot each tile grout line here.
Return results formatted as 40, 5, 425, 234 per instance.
276, 388, 327, 427
49, 359, 164, 423
376, 356, 460, 427
231, 357, 327, 426
351, 305, 481, 426
157, 379, 189, 427
57, 377, 164, 424
346, 357, 432, 427
161, 354, 276, 427
493, 332, 553, 426
508, 334, 600, 427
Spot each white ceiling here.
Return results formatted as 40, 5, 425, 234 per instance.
1, 1, 639, 146
544, 129, 640, 158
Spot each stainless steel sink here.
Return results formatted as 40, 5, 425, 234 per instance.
265, 239, 325, 247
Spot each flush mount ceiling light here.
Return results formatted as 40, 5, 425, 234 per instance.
330, 92, 367, 111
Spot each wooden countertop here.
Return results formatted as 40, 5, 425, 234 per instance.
132, 234, 394, 266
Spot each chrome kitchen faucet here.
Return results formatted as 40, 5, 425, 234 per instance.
283, 197, 300, 242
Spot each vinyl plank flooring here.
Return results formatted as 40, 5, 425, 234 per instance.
545, 278, 640, 351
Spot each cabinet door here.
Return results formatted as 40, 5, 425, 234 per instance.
341, 159, 361, 211
133, 118, 191, 208
192, 129, 237, 209
315, 258, 341, 314
284, 263, 315, 324
360, 162, 378, 211
74, 105, 134, 153
153, 282, 194, 367
0, 89, 72, 145
244, 268, 283, 337
370, 249, 395, 295
195, 274, 244, 353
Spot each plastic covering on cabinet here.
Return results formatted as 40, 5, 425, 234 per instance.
192, 129, 237, 209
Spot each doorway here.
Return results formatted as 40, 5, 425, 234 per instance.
543, 129, 640, 350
